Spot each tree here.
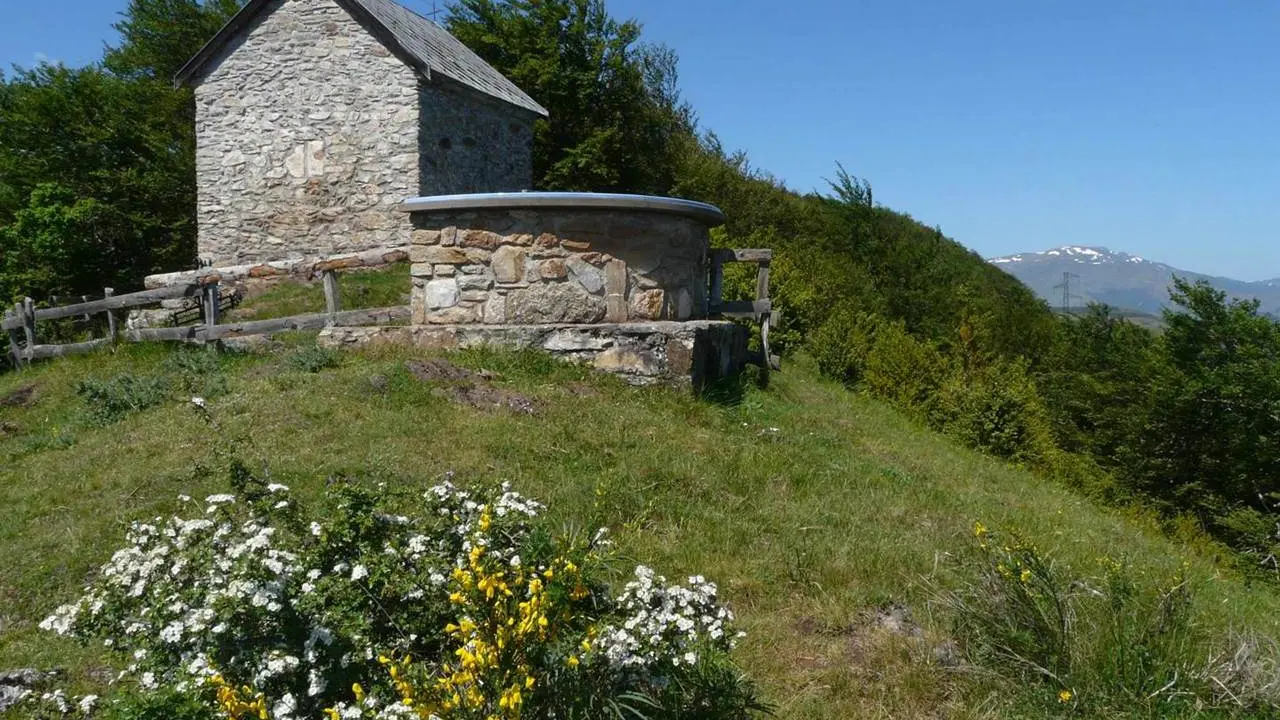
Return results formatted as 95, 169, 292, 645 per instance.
0, 0, 243, 302
1134, 279, 1280, 549
447, 0, 693, 193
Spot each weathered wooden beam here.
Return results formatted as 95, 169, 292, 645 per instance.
207, 305, 409, 340
756, 260, 771, 304
21, 298, 36, 357
202, 280, 220, 341
322, 269, 341, 325
5, 305, 23, 367
710, 248, 773, 264
709, 253, 724, 308
711, 299, 772, 317
104, 288, 118, 344
27, 339, 111, 360
122, 326, 204, 343
13, 284, 201, 324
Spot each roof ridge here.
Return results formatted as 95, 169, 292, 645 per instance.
175, 0, 548, 117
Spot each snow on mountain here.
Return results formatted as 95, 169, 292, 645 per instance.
987, 245, 1280, 315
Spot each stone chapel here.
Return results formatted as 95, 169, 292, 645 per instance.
176, 0, 548, 267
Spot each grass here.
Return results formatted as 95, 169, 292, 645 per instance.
224, 263, 411, 321
2, 340, 1280, 718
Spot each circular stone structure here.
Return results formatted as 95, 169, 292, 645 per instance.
400, 192, 725, 326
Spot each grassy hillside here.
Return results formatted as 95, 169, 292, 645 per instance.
3, 341, 1280, 718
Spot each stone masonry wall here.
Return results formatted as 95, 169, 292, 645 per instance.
192, 0, 535, 269
195, 0, 421, 267
418, 81, 534, 196
407, 209, 710, 326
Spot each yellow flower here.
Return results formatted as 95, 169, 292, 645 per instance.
1020, 568, 1032, 584
1058, 689, 1073, 703
974, 521, 987, 537
567, 655, 580, 668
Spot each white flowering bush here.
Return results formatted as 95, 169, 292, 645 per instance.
30, 464, 763, 719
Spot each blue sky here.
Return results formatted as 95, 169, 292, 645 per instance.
4, 1, 1278, 280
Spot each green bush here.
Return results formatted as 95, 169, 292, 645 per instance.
287, 344, 342, 373
810, 309, 880, 386
75, 372, 170, 425
938, 524, 1270, 715
860, 320, 949, 412
162, 348, 228, 399
929, 359, 1057, 466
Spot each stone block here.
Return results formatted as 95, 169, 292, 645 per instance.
423, 278, 459, 309
506, 282, 606, 324
434, 264, 456, 276
543, 331, 614, 352
460, 230, 503, 250
604, 259, 627, 296
630, 289, 665, 320
594, 347, 662, 376
456, 275, 494, 291
426, 305, 479, 324
464, 248, 493, 264
566, 257, 605, 294
411, 245, 469, 264
491, 246, 527, 284
539, 258, 567, 280
411, 230, 440, 245
482, 293, 507, 324
562, 239, 591, 251
533, 233, 559, 250
460, 290, 489, 303
409, 263, 435, 278
508, 233, 534, 246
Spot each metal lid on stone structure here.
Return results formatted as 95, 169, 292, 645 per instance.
174, 0, 549, 117
398, 192, 728, 227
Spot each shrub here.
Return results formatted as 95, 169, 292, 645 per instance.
288, 344, 342, 374
162, 348, 229, 400
928, 359, 1057, 466
860, 320, 949, 412
33, 467, 761, 719
76, 372, 171, 425
936, 523, 1274, 715
809, 310, 879, 386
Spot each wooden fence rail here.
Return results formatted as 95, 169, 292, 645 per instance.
709, 248, 780, 372
4, 269, 407, 368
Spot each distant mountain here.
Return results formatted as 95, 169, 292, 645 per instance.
988, 246, 1280, 316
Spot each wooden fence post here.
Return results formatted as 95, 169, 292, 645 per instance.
104, 288, 118, 344
709, 253, 724, 311
203, 280, 220, 343
5, 305, 23, 368
322, 269, 341, 326
21, 298, 36, 365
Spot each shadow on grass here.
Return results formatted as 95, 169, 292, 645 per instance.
699, 365, 766, 407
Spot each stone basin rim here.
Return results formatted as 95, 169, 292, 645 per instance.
398, 192, 726, 226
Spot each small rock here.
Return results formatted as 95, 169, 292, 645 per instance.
0, 384, 38, 409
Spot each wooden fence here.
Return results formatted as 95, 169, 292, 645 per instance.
3, 270, 409, 368
708, 248, 780, 372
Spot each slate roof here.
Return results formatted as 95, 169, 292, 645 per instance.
175, 0, 549, 117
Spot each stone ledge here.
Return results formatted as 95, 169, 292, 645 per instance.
318, 321, 750, 389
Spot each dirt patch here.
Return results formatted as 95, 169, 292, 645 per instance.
0, 421, 19, 438
405, 359, 537, 415
0, 384, 38, 409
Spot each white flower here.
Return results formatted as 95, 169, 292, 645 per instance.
78, 694, 99, 713
190, 397, 206, 409
267, 483, 290, 493
350, 565, 369, 581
